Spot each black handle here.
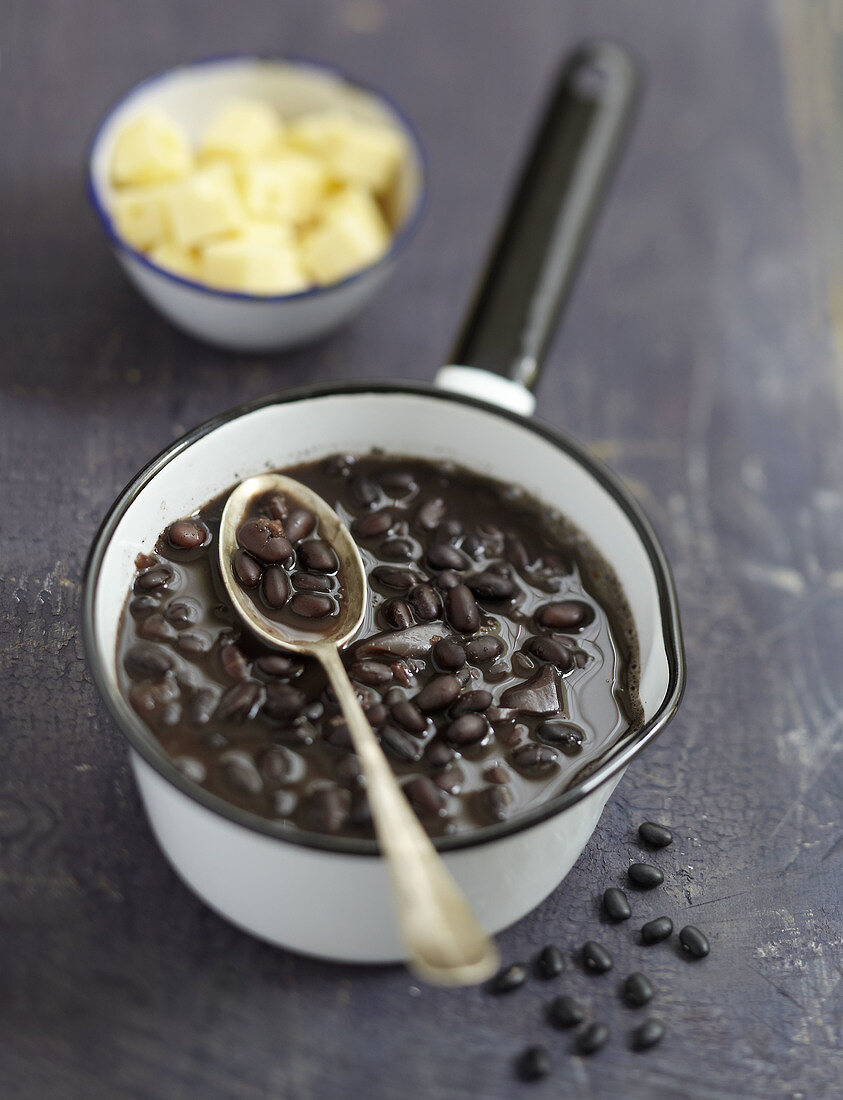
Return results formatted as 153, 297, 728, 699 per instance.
449, 42, 639, 389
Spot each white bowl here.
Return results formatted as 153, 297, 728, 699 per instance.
83, 381, 684, 964
88, 56, 425, 352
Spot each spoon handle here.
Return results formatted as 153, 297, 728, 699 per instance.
319, 645, 500, 986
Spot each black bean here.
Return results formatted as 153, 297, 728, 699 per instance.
424, 739, 455, 768
258, 746, 297, 785
124, 644, 174, 680
283, 508, 317, 542
403, 775, 446, 817
432, 638, 465, 671
639, 821, 674, 848
466, 571, 516, 600
304, 786, 350, 834
537, 600, 594, 632
380, 537, 417, 561
415, 674, 461, 712
576, 1022, 609, 1055
380, 470, 417, 497
353, 509, 393, 538
297, 539, 338, 573
219, 751, 263, 794
237, 518, 293, 564
188, 687, 218, 724
535, 944, 565, 979
510, 743, 559, 776
510, 652, 535, 677
381, 598, 414, 630
547, 995, 584, 1031
293, 572, 333, 593
603, 887, 631, 922
349, 474, 380, 508
414, 497, 446, 530
623, 972, 654, 1007
164, 598, 200, 628
446, 584, 479, 634
372, 566, 416, 591
233, 549, 261, 588
365, 703, 389, 727
166, 519, 207, 550
137, 614, 177, 643
438, 519, 462, 539
678, 925, 710, 959
289, 592, 335, 619
445, 713, 490, 746
263, 682, 306, 720
465, 635, 503, 663
475, 784, 512, 822
272, 789, 298, 817
379, 724, 423, 762
215, 682, 264, 722
174, 756, 206, 783
219, 643, 250, 682
263, 491, 290, 521
490, 963, 527, 994
409, 584, 441, 622
628, 863, 664, 889
437, 765, 465, 795
427, 543, 471, 571
505, 534, 530, 569
632, 1018, 665, 1051
435, 570, 460, 590
348, 660, 393, 687
450, 689, 492, 717
261, 566, 290, 609
483, 763, 510, 785
129, 677, 179, 717
461, 535, 484, 559
134, 564, 177, 592
515, 1045, 551, 1082
642, 916, 673, 945
335, 754, 364, 785
178, 631, 212, 656
255, 654, 302, 679
525, 636, 574, 672
581, 941, 613, 973
130, 594, 160, 616
323, 715, 352, 749
391, 699, 426, 734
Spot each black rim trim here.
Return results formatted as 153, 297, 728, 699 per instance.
82, 382, 685, 857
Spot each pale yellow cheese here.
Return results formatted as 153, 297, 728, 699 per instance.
200, 231, 308, 295
288, 111, 405, 193
110, 184, 171, 250
239, 152, 327, 225
200, 99, 284, 162
165, 164, 244, 248
110, 110, 192, 186
300, 187, 389, 284
148, 241, 200, 281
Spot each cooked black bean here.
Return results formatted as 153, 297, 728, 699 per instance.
490, 963, 527, 994
174, 756, 206, 782
380, 470, 417, 497
262, 566, 290, 609
432, 638, 465, 671
263, 492, 289, 521
475, 784, 512, 822
289, 592, 335, 619
297, 539, 338, 573
435, 569, 461, 590
623, 972, 654, 1007
215, 682, 264, 722
381, 598, 414, 630
178, 631, 212, 657
134, 564, 177, 592
233, 549, 261, 588
272, 789, 298, 817
258, 746, 298, 785
436, 765, 464, 795
642, 916, 674, 945
255, 654, 301, 679
129, 677, 179, 717
219, 643, 250, 682
124, 644, 174, 680
466, 571, 516, 600
391, 700, 426, 734
323, 715, 352, 749
515, 1045, 551, 1082
535, 944, 565, 979
510, 652, 535, 677
189, 687, 218, 724
335, 754, 364, 785
525, 636, 574, 671
353, 509, 393, 538
445, 584, 479, 634
372, 566, 416, 591
450, 689, 492, 717
349, 474, 380, 508
537, 600, 594, 631
536, 720, 584, 755
414, 497, 446, 530
424, 739, 455, 768
603, 887, 631, 922
137, 614, 177, 643
427, 542, 471, 571
167, 519, 207, 550
283, 508, 317, 542
348, 660, 393, 687
403, 775, 446, 817
678, 925, 710, 958
380, 537, 417, 561
263, 683, 306, 720
130, 594, 160, 616
639, 821, 674, 848
576, 1022, 609, 1055
409, 583, 441, 622
164, 598, 200, 628
465, 635, 503, 663
365, 703, 389, 727
415, 674, 461, 712
304, 786, 350, 834
483, 763, 510, 785
628, 863, 664, 889
237, 518, 293, 564
220, 751, 263, 794
510, 743, 559, 776
632, 1018, 665, 1051
581, 941, 613, 973
547, 995, 584, 1029
445, 713, 490, 746
292, 572, 333, 593
380, 724, 423, 762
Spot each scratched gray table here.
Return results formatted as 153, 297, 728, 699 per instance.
3, 1, 842, 1097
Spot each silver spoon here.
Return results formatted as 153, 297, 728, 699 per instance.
218, 472, 500, 987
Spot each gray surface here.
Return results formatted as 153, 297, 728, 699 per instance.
2, 1, 842, 1097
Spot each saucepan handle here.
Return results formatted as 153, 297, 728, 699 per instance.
436, 41, 639, 415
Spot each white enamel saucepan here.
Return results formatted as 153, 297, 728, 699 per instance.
83, 42, 685, 964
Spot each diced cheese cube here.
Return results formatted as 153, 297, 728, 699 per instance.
165, 164, 244, 248
300, 187, 389, 284
111, 110, 192, 186
288, 111, 405, 193
148, 241, 200, 281
200, 99, 284, 162
239, 152, 327, 225
110, 184, 172, 250
200, 232, 309, 295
